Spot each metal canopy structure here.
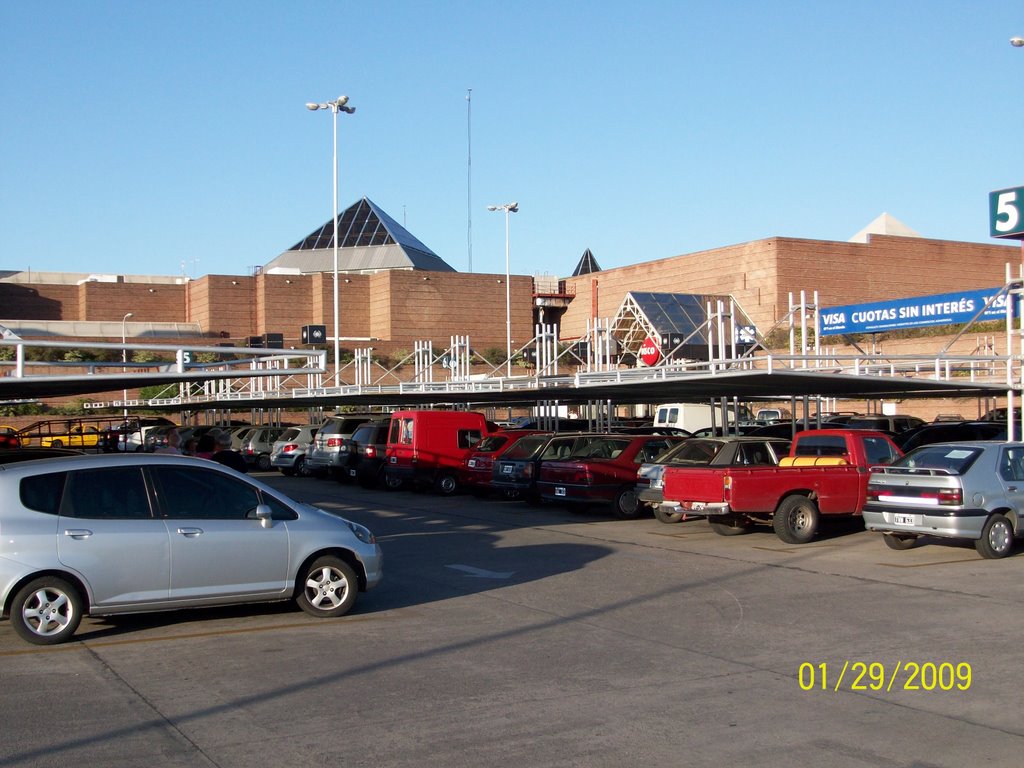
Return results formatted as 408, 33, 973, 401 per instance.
0, 359, 1008, 410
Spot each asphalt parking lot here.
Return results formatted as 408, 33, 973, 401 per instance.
3, 472, 1024, 767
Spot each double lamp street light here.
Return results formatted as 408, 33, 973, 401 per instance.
306, 95, 356, 388
487, 202, 518, 376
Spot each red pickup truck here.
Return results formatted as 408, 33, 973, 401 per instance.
660, 429, 903, 543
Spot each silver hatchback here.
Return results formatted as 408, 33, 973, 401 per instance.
270, 424, 319, 477
0, 454, 383, 645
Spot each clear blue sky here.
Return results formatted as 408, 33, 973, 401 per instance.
4, 1, 1024, 281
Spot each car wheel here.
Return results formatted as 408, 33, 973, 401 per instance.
654, 506, 684, 524
612, 486, 641, 519
10, 576, 83, 645
773, 496, 819, 544
975, 513, 1015, 559
883, 533, 918, 551
709, 518, 753, 536
50, 439, 63, 448
296, 556, 358, 617
257, 454, 272, 471
295, 457, 311, 478
435, 473, 458, 496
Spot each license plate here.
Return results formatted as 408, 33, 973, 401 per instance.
684, 501, 706, 511
893, 514, 916, 526
502, 464, 513, 474
467, 459, 477, 468
555, 487, 566, 497
349, 468, 357, 477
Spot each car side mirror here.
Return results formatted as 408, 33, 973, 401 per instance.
254, 504, 274, 529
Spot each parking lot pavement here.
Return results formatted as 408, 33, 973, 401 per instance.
3, 474, 1024, 767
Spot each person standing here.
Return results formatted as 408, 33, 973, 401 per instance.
154, 428, 182, 455
210, 430, 248, 473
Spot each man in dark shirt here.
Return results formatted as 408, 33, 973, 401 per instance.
210, 431, 248, 473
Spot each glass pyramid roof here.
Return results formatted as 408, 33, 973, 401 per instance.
290, 198, 431, 253
629, 292, 710, 339
571, 248, 602, 276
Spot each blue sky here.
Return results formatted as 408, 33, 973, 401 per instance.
4, 1, 1024, 281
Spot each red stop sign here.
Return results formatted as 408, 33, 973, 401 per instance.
639, 336, 661, 366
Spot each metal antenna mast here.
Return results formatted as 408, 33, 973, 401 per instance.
467, 88, 473, 273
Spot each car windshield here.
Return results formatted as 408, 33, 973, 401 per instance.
895, 445, 983, 474
279, 428, 300, 441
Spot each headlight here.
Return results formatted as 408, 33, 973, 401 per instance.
347, 521, 376, 544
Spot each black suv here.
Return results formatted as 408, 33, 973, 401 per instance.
341, 419, 391, 488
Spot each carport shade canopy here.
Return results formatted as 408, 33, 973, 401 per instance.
0, 366, 1008, 411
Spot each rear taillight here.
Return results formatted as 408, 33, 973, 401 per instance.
927, 488, 963, 505
524, 464, 534, 478
283, 443, 299, 452
327, 437, 343, 447
365, 446, 376, 458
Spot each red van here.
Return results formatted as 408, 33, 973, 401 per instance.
385, 410, 496, 495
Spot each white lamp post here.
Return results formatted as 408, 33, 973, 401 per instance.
306, 95, 355, 388
487, 202, 518, 376
121, 312, 133, 428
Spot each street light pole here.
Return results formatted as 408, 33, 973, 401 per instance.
306, 95, 355, 388
487, 202, 519, 376
121, 312, 133, 426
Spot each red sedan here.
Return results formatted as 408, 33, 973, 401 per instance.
537, 434, 685, 518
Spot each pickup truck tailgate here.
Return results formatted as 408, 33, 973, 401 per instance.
662, 468, 729, 503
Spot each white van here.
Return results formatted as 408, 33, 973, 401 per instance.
653, 403, 751, 433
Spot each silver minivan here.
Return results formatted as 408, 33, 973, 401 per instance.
0, 453, 383, 645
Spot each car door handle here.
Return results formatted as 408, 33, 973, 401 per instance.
176, 527, 204, 537
64, 529, 93, 539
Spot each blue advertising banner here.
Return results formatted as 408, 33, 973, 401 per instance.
819, 287, 1012, 336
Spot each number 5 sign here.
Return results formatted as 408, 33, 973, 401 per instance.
990, 186, 1024, 239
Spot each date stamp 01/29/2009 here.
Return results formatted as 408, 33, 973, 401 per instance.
798, 661, 972, 692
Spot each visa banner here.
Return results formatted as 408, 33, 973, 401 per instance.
819, 287, 1013, 336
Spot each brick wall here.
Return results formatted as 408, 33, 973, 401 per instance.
0, 282, 78, 320
79, 282, 185, 323
559, 235, 1017, 338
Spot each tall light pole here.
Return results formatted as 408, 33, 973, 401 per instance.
306, 95, 355, 388
121, 312, 133, 426
487, 202, 518, 376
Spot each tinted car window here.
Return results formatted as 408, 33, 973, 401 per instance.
20, 471, 67, 514
61, 467, 151, 520
898, 445, 983, 474
457, 429, 484, 449
279, 428, 301, 441
666, 440, 724, 465
793, 435, 848, 457
503, 435, 550, 460
863, 436, 900, 465
152, 465, 260, 520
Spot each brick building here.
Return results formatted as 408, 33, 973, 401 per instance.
1, 206, 1019, 363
